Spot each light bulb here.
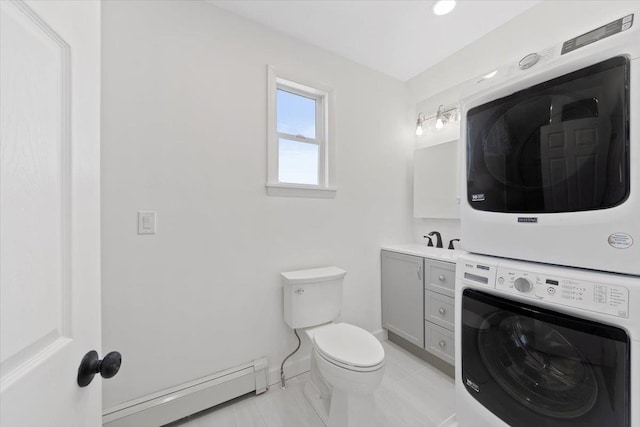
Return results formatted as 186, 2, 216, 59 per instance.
435, 118, 445, 130
416, 124, 424, 136
433, 0, 456, 16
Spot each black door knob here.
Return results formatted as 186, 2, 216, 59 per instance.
77, 350, 122, 387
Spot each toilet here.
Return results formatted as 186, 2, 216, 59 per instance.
282, 266, 385, 427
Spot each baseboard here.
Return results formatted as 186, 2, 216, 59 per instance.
102, 358, 268, 427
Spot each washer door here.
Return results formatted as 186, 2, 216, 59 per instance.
461, 289, 630, 427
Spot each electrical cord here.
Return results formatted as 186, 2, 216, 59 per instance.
280, 329, 301, 389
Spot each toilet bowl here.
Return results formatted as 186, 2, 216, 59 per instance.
281, 267, 386, 427
303, 323, 385, 427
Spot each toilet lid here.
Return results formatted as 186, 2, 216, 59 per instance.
313, 323, 385, 368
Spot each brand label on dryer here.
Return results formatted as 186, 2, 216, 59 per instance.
471, 193, 485, 202
465, 378, 480, 393
517, 217, 538, 223
608, 233, 633, 249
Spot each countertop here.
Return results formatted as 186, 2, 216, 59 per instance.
381, 244, 464, 263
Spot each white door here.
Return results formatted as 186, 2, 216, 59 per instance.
1, 0, 103, 425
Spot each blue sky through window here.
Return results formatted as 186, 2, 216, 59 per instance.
277, 89, 316, 138
276, 88, 319, 185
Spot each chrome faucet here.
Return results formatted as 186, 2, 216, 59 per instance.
428, 231, 443, 248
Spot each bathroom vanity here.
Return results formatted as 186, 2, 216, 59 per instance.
380, 245, 461, 375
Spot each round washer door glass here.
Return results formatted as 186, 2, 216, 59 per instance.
478, 312, 598, 418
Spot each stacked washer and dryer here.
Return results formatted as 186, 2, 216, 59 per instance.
455, 11, 640, 427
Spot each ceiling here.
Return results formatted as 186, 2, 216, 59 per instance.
207, 0, 539, 81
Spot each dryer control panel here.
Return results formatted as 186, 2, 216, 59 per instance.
495, 267, 629, 318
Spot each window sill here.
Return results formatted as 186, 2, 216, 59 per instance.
266, 183, 336, 199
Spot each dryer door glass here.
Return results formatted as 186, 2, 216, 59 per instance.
466, 56, 630, 213
461, 289, 630, 427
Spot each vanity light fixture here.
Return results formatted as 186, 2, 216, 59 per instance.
433, 0, 456, 16
415, 104, 459, 135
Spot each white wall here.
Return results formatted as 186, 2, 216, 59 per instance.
408, 0, 638, 247
101, 0, 414, 409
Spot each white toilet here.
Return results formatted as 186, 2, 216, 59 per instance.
282, 266, 385, 427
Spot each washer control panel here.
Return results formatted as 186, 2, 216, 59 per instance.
495, 267, 629, 318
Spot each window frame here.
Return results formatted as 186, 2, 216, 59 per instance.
266, 65, 336, 198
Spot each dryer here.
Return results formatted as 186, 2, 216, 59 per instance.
460, 12, 640, 275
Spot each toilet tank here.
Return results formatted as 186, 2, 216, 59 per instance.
282, 266, 346, 329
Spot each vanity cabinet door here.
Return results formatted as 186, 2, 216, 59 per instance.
381, 251, 424, 348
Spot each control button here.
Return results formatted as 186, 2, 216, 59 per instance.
514, 277, 533, 293
547, 287, 556, 295
498, 277, 505, 284
519, 53, 539, 70
622, 22, 631, 31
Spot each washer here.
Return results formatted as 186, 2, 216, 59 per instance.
455, 253, 640, 427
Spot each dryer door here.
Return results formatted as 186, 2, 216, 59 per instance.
466, 56, 630, 214
461, 289, 630, 427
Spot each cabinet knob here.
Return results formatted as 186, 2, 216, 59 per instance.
438, 307, 446, 316
438, 275, 445, 282
438, 340, 446, 348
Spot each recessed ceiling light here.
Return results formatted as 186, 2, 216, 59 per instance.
433, 0, 456, 16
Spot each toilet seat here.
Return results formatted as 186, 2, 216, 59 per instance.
312, 323, 385, 372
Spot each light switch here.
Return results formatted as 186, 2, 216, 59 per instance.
138, 211, 156, 234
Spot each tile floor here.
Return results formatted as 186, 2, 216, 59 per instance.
169, 340, 456, 427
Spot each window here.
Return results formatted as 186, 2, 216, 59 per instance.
267, 66, 335, 198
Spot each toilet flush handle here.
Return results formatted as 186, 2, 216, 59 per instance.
295, 288, 305, 295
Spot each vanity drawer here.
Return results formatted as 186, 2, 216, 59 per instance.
425, 291, 455, 331
425, 259, 455, 297
424, 322, 455, 365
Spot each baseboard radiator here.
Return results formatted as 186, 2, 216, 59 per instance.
102, 358, 269, 427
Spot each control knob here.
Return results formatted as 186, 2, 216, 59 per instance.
514, 277, 533, 293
